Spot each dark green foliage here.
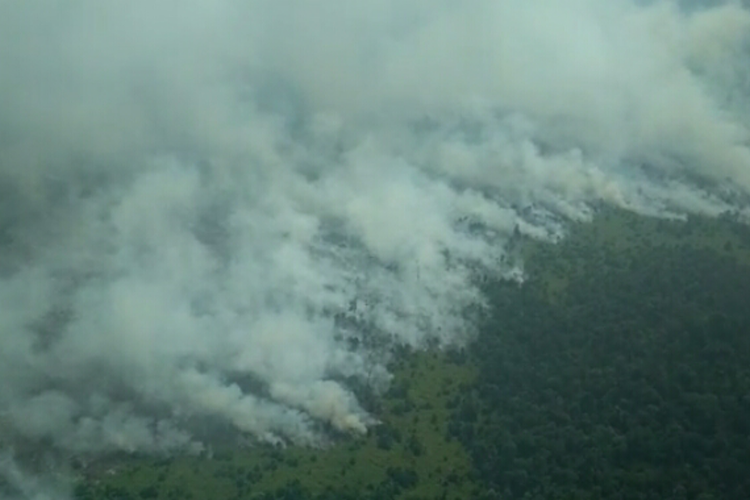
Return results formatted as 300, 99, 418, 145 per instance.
72, 483, 94, 500
139, 485, 159, 499
455, 218, 750, 499
373, 421, 402, 450
385, 466, 418, 490
406, 433, 424, 456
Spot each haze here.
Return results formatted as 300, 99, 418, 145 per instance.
0, 2, 748, 493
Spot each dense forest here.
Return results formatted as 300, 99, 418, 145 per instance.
62, 209, 750, 499
452, 209, 750, 499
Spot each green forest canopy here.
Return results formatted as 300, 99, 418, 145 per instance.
73, 209, 750, 500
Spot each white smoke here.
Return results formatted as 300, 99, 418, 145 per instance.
0, 452, 69, 500
0, 0, 748, 465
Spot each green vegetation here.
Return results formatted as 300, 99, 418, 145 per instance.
453, 209, 750, 499
74, 208, 750, 499
75, 350, 478, 500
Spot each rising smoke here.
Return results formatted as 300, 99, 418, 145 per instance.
0, 0, 748, 472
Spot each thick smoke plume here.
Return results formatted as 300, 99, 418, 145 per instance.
0, 0, 749, 465
0, 452, 69, 500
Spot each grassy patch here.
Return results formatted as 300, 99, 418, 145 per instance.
81, 351, 478, 500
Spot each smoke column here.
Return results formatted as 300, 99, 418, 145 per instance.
0, 0, 748, 480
